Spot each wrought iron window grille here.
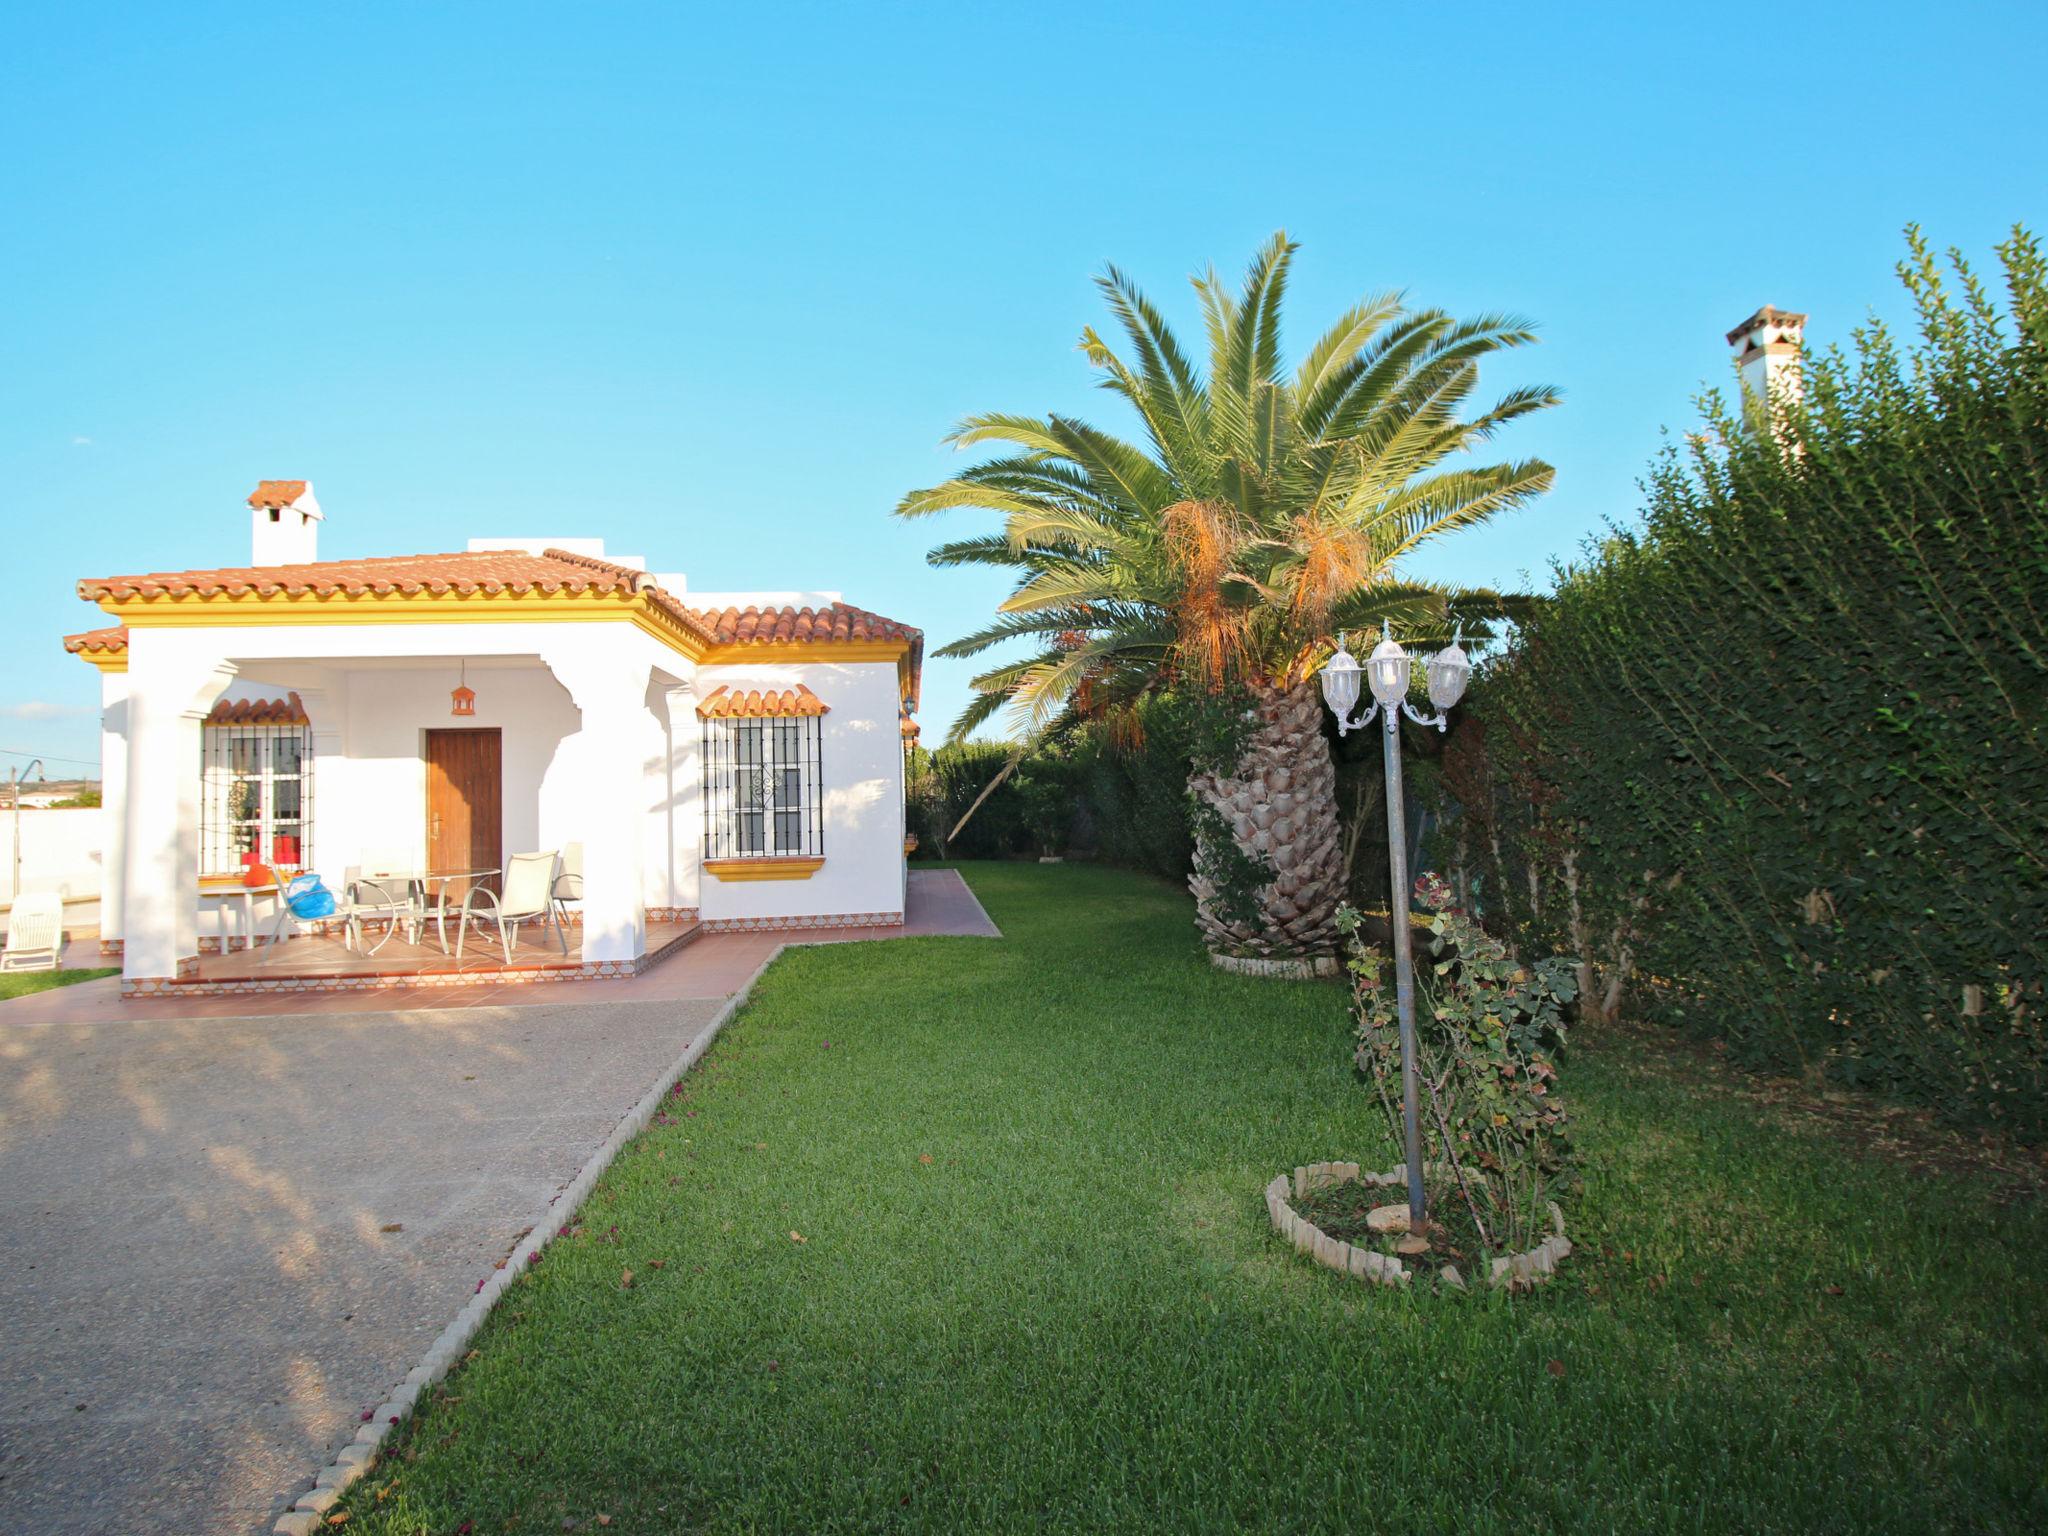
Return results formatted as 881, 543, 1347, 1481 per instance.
701, 714, 824, 860
199, 723, 314, 875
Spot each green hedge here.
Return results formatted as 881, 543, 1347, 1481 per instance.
910, 690, 1418, 920
1434, 228, 2048, 1138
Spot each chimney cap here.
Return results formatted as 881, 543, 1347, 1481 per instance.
248, 479, 323, 516
1724, 306, 1808, 348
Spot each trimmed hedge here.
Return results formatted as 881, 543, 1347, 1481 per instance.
1435, 228, 2048, 1137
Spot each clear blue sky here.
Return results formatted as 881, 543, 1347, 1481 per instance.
5, 0, 2044, 774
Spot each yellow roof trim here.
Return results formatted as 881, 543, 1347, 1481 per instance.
96, 588, 709, 662
93, 592, 918, 688
701, 638, 916, 697
92, 593, 917, 696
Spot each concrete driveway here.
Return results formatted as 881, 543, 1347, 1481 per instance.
0, 871, 1001, 1533
0, 993, 726, 1534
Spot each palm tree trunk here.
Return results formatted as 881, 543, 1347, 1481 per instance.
1186, 681, 1344, 965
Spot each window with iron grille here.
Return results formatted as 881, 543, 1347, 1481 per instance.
200, 725, 314, 874
702, 715, 823, 859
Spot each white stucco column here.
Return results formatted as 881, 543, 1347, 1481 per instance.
97, 671, 130, 951
644, 683, 693, 915
290, 681, 346, 888
541, 643, 655, 964
122, 648, 236, 982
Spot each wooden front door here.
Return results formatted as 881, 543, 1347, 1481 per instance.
425, 728, 502, 899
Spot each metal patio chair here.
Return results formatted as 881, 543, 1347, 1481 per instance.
457, 850, 565, 964
551, 841, 583, 934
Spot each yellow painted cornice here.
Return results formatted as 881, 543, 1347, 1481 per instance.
703, 856, 826, 882
97, 588, 710, 663
701, 639, 915, 696
93, 592, 918, 688
72, 652, 128, 673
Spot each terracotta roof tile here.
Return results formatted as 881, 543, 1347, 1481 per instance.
684, 601, 918, 647
248, 480, 310, 508
687, 601, 923, 705
205, 692, 309, 727
75, 547, 719, 645
696, 685, 831, 720
74, 549, 921, 699
64, 625, 129, 655
80, 548, 645, 603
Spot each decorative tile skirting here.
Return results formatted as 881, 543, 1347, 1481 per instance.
98, 939, 124, 958
645, 906, 698, 924
197, 935, 278, 955
700, 910, 901, 933
1266, 1161, 1572, 1290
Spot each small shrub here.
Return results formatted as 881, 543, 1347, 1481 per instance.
1339, 872, 1579, 1254
1011, 768, 1071, 857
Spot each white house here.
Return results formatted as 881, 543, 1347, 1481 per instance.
65, 481, 922, 992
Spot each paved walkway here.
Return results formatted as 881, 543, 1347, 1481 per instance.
0, 871, 998, 1534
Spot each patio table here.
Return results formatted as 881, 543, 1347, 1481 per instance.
196, 882, 282, 953
361, 868, 502, 955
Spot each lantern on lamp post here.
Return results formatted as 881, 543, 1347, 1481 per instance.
1320, 620, 1470, 1234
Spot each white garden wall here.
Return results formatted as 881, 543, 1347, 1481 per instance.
2, 807, 104, 903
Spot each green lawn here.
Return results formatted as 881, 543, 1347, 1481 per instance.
0, 965, 115, 1001
342, 863, 2046, 1534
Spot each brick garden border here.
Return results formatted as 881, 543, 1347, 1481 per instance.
1266, 1161, 1573, 1290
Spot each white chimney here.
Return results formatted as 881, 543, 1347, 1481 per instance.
248, 480, 323, 566
1725, 306, 1807, 427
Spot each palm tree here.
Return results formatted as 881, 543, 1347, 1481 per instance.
898, 234, 1557, 963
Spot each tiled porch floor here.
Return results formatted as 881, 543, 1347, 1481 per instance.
4, 869, 1001, 1023
190, 917, 701, 985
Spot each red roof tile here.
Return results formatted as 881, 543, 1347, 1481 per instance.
79, 547, 654, 603
206, 692, 309, 727
74, 548, 922, 700
248, 480, 310, 509
696, 685, 831, 720
684, 602, 918, 647
64, 625, 129, 655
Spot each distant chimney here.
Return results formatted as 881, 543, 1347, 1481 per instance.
1724, 306, 1807, 426
247, 480, 323, 566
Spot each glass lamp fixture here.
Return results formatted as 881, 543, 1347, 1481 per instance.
1425, 626, 1471, 710
1367, 623, 1412, 705
451, 660, 477, 718
1318, 635, 1363, 723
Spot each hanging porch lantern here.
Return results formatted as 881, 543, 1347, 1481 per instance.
451, 660, 477, 717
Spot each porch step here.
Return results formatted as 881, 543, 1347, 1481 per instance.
128, 918, 704, 998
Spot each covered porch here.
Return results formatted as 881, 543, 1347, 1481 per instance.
106, 621, 699, 992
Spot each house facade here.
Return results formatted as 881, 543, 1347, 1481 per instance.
65, 481, 921, 990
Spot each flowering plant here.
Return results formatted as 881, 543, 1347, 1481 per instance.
1338, 873, 1580, 1253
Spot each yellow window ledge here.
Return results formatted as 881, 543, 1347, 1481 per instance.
704, 857, 826, 882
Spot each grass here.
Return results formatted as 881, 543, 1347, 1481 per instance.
0, 965, 115, 1000
340, 863, 2046, 1534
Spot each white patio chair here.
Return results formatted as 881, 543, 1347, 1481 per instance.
457, 850, 564, 964
1, 892, 65, 972
338, 878, 420, 954
346, 860, 427, 946
552, 841, 583, 933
